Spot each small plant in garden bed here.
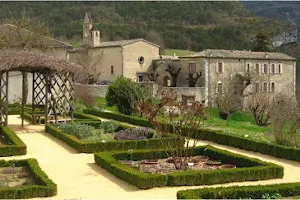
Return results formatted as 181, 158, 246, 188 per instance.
58, 121, 157, 143
0, 159, 56, 198
114, 127, 153, 140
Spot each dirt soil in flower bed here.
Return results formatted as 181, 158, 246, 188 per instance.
0, 167, 36, 188
120, 156, 235, 174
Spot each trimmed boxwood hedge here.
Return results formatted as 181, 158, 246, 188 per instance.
0, 126, 26, 157
177, 182, 300, 199
84, 109, 300, 163
94, 145, 284, 189
46, 124, 179, 153
0, 158, 57, 199
22, 111, 100, 125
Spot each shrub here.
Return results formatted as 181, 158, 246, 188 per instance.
94, 145, 283, 189
0, 158, 56, 199
114, 127, 153, 140
46, 124, 179, 153
177, 182, 300, 199
105, 77, 145, 115
0, 127, 26, 157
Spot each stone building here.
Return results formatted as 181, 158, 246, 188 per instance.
69, 13, 160, 83
151, 49, 296, 106
180, 49, 297, 106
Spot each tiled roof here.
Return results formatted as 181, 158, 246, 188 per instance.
181, 49, 296, 61
93, 38, 160, 48
0, 24, 73, 49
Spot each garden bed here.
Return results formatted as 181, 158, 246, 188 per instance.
46, 120, 180, 153
84, 109, 300, 163
94, 145, 284, 189
0, 127, 26, 157
0, 158, 56, 199
177, 182, 300, 199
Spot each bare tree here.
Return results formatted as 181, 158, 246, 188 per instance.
73, 47, 103, 84
270, 93, 299, 146
247, 93, 270, 126
187, 72, 202, 87
136, 88, 206, 170
165, 61, 181, 87
216, 73, 251, 124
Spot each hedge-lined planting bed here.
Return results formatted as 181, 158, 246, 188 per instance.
94, 145, 283, 189
177, 182, 300, 199
0, 158, 57, 199
84, 109, 300, 163
46, 124, 179, 153
84, 109, 154, 128
0, 127, 26, 157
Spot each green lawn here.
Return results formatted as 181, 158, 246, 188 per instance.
163, 49, 196, 56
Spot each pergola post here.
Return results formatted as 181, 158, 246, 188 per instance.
44, 72, 49, 129
4, 71, 8, 126
21, 72, 25, 127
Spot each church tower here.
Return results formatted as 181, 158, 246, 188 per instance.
83, 13, 100, 47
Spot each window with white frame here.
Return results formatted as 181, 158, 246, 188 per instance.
255, 63, 260, 74
217, 82, 223, 93
278, 63, 282, 74
188, 62, 196, 73
263, 82, 268, 92
271, 64, 276, 74
216, 62, 223, 73
262, 63, 268, 74
270, 82, 275, 92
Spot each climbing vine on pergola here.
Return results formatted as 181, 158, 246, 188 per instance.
0, 49, 82, 127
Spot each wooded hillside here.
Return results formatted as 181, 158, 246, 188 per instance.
0, 1, 293, 51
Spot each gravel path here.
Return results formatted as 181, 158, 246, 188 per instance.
2, 115, 300, 200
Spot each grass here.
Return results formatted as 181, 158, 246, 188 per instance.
163, 49, 196, 56
95, 97, 118, 112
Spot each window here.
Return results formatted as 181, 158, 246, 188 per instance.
217, 62, 223, 73
246, 63, 250, 73
262, 64, 268, 74
255, 82, 260, 93
263, 82, 268, 92
271, 64, 275, 74
111, 65, 114, 74
255, 64, 260, 74
278, 63, 282, 74
138, 75, 144, 82
188, 62, 196, 73
217, 82, 223, 93
270, 82, 275, 92
138, 56, 144, 64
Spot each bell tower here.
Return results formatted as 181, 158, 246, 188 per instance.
82, 13, 100, 47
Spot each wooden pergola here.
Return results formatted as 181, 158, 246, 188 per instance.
0, 49, 82, 127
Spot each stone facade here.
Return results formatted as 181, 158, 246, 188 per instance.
73, 83, 109, 98
179, 49, 296, 106
69, 13, 160, 83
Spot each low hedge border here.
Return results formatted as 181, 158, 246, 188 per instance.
94, 145, 283, 189
84, 109, 300, 163
22, 111, 100, 125
0, 158, 57, 199
177, 182, 300, 199
46, 124, 179, 153
0, 126, 26, 157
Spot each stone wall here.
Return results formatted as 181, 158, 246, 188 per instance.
74, 83, 205, 103
73, 83, 109, 98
